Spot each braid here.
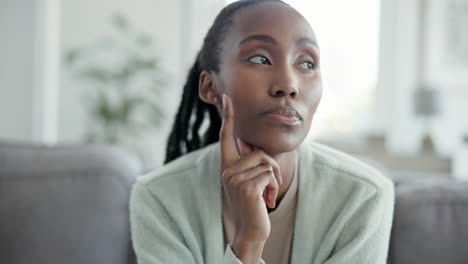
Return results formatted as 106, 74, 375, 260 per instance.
204, 104, 222, 145
165, 59, 202, 163
165, 0, 289, 164
189, 98, 207, 151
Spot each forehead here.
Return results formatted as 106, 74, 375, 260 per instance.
227, 2, 316, 46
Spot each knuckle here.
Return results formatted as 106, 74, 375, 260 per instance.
272, 161, 279, 169
262, 166, 273, 175
267, 157, 278, 168
265, 164, 273, 171
221, 168, 231, 180
261, 155, 274, 167
271, 164, 280, 175
266, 171, 278, 184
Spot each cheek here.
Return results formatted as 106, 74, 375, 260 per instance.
304, 78, 322, 104
311, 84, 323, 110
224, 66, 267, 93
223, 68, 267, 111
302, 80, 323, 121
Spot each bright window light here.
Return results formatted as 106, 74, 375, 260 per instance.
287, 0, 381, 140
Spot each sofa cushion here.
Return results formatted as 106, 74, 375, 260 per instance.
0, 141, 142, 264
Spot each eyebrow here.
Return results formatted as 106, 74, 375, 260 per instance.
239, 34, 277, 46
296, 37, 319, 49
239, 34, 319, 49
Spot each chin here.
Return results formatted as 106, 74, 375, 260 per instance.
244, 131, 306, 155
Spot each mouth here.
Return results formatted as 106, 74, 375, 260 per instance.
262, 107, 303, 126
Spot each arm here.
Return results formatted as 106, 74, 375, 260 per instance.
323, 182, 395, 264
130, 183, 196, 264
130, 182, 261, 264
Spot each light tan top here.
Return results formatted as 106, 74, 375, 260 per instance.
223, 161, 299, 264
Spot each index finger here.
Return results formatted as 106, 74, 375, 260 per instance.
220, 94, 240, 171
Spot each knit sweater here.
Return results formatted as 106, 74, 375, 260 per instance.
130, 141, 395, 264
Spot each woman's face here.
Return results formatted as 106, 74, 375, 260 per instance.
216, 2, 322, 155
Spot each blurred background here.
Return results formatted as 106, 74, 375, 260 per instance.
2, 1, 468, 263
1, 0, 467, 179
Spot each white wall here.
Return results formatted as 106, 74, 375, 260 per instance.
378, 0, 468, 156
0, 0, 36, 141
0, 0, 223, 166
59, 0, 184, 143
58, 0, 223, 166
2, 0, 466, 163
378, 0, 422, 154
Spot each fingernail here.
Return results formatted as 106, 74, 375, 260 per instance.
222, 94, 227, 110
236, 138, 243, 157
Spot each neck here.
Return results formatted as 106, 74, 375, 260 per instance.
268, 149, 299, 203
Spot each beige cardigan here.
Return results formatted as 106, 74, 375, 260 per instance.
130, 141, 394, 264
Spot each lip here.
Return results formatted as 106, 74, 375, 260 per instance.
262, 107, 303, 126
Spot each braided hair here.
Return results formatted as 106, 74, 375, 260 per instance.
165, 0, 289, 164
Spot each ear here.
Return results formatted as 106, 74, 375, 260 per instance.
199, 71, 220, 105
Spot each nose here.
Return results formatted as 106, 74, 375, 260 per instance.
269, 66, 299, 98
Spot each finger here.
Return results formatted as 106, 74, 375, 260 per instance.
220, 94, 239, 171
224, 164, 275, 208
236, 138, 254, 158
266, 184, 278, 209
251, 170, 279, 209
222, 149, 282, 185
225, 164, 273, 186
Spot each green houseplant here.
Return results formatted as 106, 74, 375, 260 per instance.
64, 14, 166, 159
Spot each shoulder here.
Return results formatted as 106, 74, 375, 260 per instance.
300, 141, 394, 199
132, 143, 220, 199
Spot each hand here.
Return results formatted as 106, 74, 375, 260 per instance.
220, 94, 283, 263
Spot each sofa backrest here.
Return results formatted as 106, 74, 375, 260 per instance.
389, 178, 468, 264
0, 141, 142, 264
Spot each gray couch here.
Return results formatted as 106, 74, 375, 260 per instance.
0, 141, 142, 264
389, 178, 468, 264
1, 141, 467, 264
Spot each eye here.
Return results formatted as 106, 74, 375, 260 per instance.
298, 61, 316, 71
248, 55, 272, 65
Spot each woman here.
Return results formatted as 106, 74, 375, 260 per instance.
130, 0, 394, 263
